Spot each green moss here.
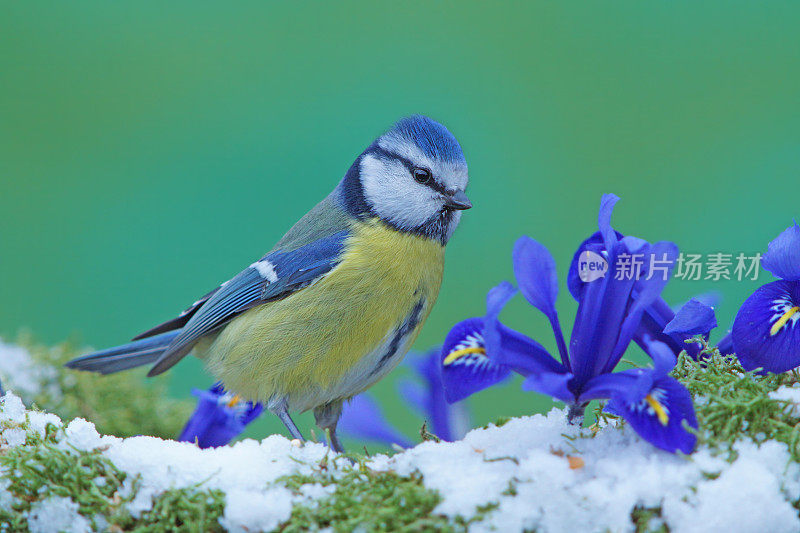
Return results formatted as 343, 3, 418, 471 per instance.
483, 416, 512, 430
465, 502, 500, 526
0, 421, 134, 531
279, 459, 461, 532
631, 506, 669, 533
501, 480, 518, 496
419, 421, 442, 443
0, 418, 225, 532
133, 486, 226, 533
14, 333, 194, 439
671, 339, 800, 461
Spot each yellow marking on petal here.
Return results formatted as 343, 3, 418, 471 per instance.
227, 395, 241, 408
645, 394, 669, 426
443, 347, 486, 366
770, 306, 800, 336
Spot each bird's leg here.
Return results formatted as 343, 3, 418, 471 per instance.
327, 429, 346, 455
314, 400, 345, 454
270, 402, 306, 442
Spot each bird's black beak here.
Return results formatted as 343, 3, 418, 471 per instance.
444, 190, 472, 210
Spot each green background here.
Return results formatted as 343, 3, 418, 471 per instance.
2, 2, 798, 446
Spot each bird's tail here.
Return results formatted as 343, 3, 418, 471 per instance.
65, 330, 179, 375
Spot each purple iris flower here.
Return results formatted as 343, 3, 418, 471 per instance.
732, 222, 800, 373
567, 229, 719, 359
178, 383, 263, 448
441, 194, 699, 454
337, 394, 414, 448
399, 347, 471, 442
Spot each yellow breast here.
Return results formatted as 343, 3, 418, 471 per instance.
201, 218, 445, 409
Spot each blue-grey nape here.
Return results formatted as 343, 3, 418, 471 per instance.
389, 115, 466, 165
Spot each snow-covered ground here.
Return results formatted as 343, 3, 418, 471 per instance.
3, 339, 800, 532
0, 392, 342, 532
377, 411, 800, 532
2, 390, 800, 532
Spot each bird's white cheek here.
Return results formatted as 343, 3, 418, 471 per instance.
360, 155, 440, 230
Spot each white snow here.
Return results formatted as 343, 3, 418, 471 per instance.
220, 489, 294, 533
770, 384, 800, 417
662, 441, 800, 533
0, 391, 350, 531
2, 390, 799, 532
370, 411, 800, 532
27, 496, 91, 533
0, 340, 61, 402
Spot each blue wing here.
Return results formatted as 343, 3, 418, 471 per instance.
146, 229, 350, 376
132, 287, 220, 340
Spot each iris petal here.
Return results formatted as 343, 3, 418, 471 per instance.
338, 394, 413, 448
646, 338, 679, 378
581, 369, 657, 406
570, 235, 704, 360
569, 271, 623, 386
606, 376, 698, 454
580, 340, 676, 406
440, 317, 511, 402
483, 281, 565, 376
406, 346, 442, 387
605, 241, 679, 373
402, 348, 467, 442
483, 281, 518, 356
399, 379, 471, 442
491, 323, 565, 375
513, 236, 559, 318
399, 380, 427, 416
716, 331, 733, 354
636, 295, 717, 360
598, 193, 621, 253
570, 238, 653, 386
762, 222, 800, 281
732, 280, 800, 373
664, 298, 718, 339
522, 371, 574, 403
567, 232, 604, 300
634, 298, 685, 355
178, 384, 263, 448
512, 237, 571, 367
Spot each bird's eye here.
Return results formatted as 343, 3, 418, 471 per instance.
412, 167, 431, 184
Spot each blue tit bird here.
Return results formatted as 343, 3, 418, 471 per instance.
66, 115, 471, 452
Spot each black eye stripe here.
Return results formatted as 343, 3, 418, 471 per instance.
368, 146, 449, 194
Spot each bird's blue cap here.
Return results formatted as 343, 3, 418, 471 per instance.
388, 115, 466, 165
